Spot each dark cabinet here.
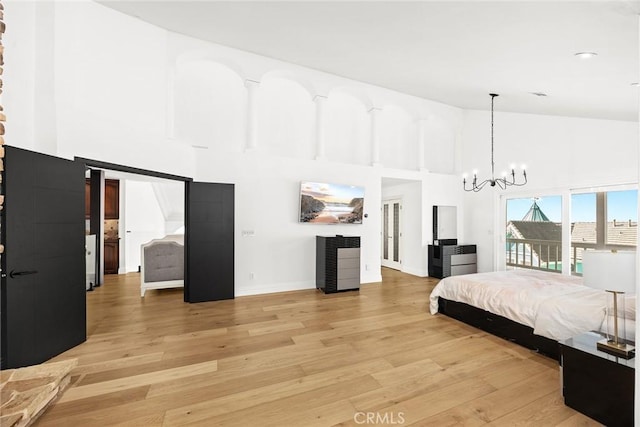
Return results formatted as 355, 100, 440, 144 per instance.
104, 240, 119, 274
85, 178, 119, 219
104, 180, 119, 219
560, 332, 634, 427
316, 235, 360, 293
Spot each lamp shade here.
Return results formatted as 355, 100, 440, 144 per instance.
582, 250, 636, 293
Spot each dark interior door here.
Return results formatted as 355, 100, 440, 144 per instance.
1, 146, 86, 369
185, 182, 234, 303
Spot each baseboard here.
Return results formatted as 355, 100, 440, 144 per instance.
235, 273, 383, 296
401, 266, 427, 277
235, 280, 316, 297
361, 272, 383, 284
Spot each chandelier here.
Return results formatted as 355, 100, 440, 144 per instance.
463, 93, 527, 192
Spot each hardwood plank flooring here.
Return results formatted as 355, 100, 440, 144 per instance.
36, 269, 601, 426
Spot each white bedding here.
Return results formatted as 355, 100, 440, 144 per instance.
429, 269, 635, 341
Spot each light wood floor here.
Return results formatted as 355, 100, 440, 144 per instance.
37, 269, 601, 426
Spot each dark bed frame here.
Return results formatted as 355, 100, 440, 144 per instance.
438, 297, 560, 361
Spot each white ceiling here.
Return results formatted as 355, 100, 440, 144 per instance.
97, 1, 640, 121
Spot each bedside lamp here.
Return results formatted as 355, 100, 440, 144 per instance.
582, 250, 636, 359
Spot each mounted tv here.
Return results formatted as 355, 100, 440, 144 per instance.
299, 181, 365, 224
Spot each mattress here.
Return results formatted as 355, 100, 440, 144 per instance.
429, 269, 636, 341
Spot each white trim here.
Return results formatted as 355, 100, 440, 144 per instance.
570, 182, 638, 194
401, 266, 427, 277
236, 280, 315, 297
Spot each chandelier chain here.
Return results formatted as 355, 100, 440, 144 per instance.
491, 93, 496, 179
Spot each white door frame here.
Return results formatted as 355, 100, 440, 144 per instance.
381, 198, 402, 270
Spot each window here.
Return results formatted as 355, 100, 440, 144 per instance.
571, 189, 637, 275
606, 190, 637, 247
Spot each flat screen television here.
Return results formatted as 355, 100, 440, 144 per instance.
299, 181, 365, 224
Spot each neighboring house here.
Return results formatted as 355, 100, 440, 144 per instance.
507, 201, 637, 271
571, 220, 637, 266
506, 201, 561, 269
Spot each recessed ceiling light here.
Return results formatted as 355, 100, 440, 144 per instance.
530, 92, 548, 97
574, 52, 598, 59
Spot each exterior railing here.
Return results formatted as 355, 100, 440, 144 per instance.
505, 238, 635, 274
506, 238, 562, 272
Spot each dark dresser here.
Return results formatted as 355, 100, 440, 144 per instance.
428, 244, 477, 279
316, 235, 360, 293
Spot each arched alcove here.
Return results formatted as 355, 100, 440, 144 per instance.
324, 90, 370, 166
424, 115, 456, 173
174, 60, 245, 152
256, 76, 314, 160
261, 69, 316, 99
378, 105, 418, 170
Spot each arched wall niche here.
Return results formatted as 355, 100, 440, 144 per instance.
256, 75, 315, 160
328, 86, 374, 112
424, 114, 456, 173
324, 90, 370, 166
378, 104, 419, 170
174, 59, 245, 152
261, 69, 316, 100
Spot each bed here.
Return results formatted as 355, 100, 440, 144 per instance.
429, 269, 636, 360
140, 234, 184, 297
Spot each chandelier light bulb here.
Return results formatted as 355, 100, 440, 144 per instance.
472, 169, 478, 176
501, 171, 507, 177
509, 163, 516, 170
521, 164, 527, 170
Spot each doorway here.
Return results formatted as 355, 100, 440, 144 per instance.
78, 157, 235, 304
83, 163, 190, 288
381, 198, 402, 270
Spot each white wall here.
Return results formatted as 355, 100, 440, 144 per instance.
461, 109, 638, 272
4, 0, 37, 151
123, 181, 167, 273
53, 0, 196, 177
192, 151, 382, 295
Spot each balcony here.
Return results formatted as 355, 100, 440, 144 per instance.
505, 237, 635, 274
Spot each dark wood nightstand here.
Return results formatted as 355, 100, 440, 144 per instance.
560, 331, 635, 427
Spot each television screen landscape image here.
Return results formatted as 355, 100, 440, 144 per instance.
299, 181, 365, 224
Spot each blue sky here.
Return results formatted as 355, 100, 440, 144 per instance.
506, 190, 637, 222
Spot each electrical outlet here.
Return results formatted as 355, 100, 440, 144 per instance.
242, 230, 255, 237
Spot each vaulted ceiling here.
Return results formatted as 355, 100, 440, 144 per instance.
98, 1, 640, 121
